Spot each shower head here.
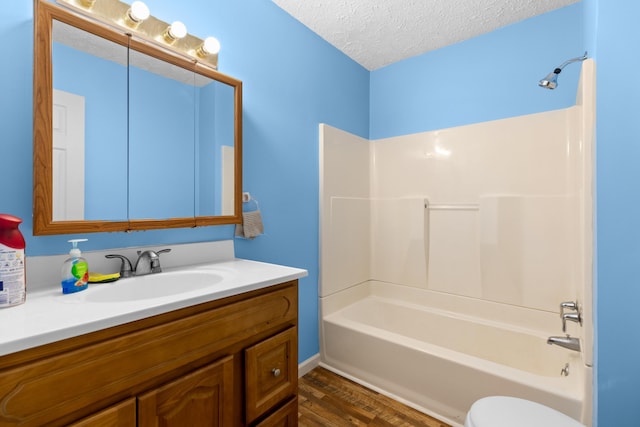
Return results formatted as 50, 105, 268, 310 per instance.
538, 52, 588, 90
538, 69, 561, 90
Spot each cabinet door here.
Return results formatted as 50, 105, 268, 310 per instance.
245, 327, 298, 423
69, 398, 136, 427
254, 397, 298, 427
138, 355, 234, 427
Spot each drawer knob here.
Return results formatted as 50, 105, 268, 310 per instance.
271, 368, 281, 377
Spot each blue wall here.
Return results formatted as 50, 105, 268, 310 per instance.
591, 0, 640, 425
370, 3, 584, 139
4, 1, 638, 425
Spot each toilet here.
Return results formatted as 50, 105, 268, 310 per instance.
465, 396, 586, 427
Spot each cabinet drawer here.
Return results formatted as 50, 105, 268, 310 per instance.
254, 397, 298, 427
245, 327, 297, 423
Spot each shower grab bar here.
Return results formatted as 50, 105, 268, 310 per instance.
427, 204, 479, 211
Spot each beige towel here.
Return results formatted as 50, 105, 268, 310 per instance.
235, 210, 264, 239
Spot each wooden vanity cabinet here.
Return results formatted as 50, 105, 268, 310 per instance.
0, 280, 298, 426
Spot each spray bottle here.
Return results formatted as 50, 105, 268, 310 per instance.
0, 214, 26, 307
61, 239, 89, 294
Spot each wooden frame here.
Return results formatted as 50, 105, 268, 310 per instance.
33, 0, 243, 235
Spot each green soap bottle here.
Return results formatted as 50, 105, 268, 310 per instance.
61, 239, 89, 294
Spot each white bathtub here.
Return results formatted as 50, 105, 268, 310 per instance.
320, 281, 590, 427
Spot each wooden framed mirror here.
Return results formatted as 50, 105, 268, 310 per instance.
33, 0, 242, 235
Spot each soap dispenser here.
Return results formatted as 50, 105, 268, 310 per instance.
61, 239, 89, 294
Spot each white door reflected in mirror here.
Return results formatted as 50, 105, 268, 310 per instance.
221, 145, 234, 216
52, 89, 85, 221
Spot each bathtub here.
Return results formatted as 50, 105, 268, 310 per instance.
320, 281, 590, 427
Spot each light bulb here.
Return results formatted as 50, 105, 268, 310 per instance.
128, 1, 150, 23
166, 21, 187, 41
197, 37, 220, 57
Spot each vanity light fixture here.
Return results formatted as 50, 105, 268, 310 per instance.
125, 1, 150, 28
196, 36, 221, 57
56, 0, 220, 69
163, 21, 187, 44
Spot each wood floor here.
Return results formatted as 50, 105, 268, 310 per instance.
298, 367, 451, 427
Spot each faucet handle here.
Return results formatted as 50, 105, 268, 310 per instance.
150, 248, 171, 273
105, 254, 133, 278
136, 249, 170, 258
562, 312, 582, 332
560, 301, 578, 311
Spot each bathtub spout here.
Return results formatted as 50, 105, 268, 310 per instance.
547, 335, 581, 352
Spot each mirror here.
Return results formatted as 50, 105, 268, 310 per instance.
51, 19, 128, 222
127, 48, 197, 220
195, 74, 237, 218
33, 0, 242, 235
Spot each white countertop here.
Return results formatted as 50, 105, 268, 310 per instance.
0, 258, 307, 357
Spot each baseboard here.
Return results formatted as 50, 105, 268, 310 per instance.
298, 353, 320, 377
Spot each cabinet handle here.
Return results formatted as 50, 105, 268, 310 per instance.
271, 368, 281, 377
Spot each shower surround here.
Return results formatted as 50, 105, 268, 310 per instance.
319, 61, 594, 426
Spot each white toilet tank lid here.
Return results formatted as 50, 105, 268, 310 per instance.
466, 396, 585, 427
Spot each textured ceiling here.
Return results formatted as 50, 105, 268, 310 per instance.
272, 0, 579, 70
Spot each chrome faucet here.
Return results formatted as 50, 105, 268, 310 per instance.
547, 335, 581, 352
134, 249, 171, 276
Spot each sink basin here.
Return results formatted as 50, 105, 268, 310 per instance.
84, 270, 225, 302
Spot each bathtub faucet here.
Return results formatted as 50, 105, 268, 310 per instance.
560, 300, 582, 332
547, 335, 581, 352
